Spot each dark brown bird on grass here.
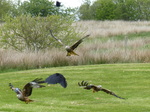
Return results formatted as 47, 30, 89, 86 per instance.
9, 78, 45, 104
78, 81, 125, 99
49, 30, 90, 56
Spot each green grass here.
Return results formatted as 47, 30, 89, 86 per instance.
0, 63, 150, 112
100, 32, 150, 41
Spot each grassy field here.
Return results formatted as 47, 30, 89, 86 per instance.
0, 63, 150, 112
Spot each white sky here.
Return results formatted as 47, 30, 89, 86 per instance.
54, 0, 85, 8
54, 0, 96, 8
18, 0, 96, 8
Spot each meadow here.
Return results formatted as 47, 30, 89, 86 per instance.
0, 20, 150, 70
0, 63, 150, 112
0, 21, 150, 111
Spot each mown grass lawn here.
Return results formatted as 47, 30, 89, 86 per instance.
0, 63, 150, 112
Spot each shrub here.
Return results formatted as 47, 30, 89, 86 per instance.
0, 15, 80, 52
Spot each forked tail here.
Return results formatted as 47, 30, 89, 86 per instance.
66, 51, 79, 56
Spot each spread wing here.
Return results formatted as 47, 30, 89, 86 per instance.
71, 34, 90, 50
9, 83, 14, 90
78, 81, 98, 92
78, 80, 89, 87
101, 88, 125, 99
49, 30, 64, 46
78, 81, 125, 99
9, 83, 22, 94
22, 78, 45, 97
78, 80, 96, 89
22, 83, 32, 97
45, 73, 67, 88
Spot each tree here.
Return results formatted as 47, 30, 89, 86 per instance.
135, 0, 150, 20
18, 0, 57, 16
14, 0, 76, 18
0, 0, 13, 21
78, 0, 92, 20
78, 0, 150, 21
94, 0, 117, 20
0, 15, 80, 52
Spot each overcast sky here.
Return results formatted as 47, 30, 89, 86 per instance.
19, 0, 96, 8
54, 0, 87, 8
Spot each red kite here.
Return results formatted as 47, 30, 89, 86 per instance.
78, 81, 125, 99
9, 73, 67, 103
9, 78, 45, 104
49, 30, 90, 56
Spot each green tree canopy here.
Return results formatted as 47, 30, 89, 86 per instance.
0, 0, 13, 21
78, 0, 150, 21
12, 0, 76, 18
19, 0, 57, 16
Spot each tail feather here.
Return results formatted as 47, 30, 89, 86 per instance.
25, 99, 34, 104
67, 51, 79, 56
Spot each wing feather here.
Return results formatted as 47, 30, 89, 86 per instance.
101, 88, 125, 99
78, 81, 89, 87
45, 73, 67, 88
22, 78, 45, 97
22, 83, 32, 97
49, 30, 64, 46
71, 35, 90, 50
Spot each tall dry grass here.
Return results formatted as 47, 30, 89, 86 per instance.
74, 20, 150, 37
0, 21, 150, 70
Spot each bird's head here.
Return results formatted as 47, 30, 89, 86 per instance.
97, 85, 102, 88
65, 46, 70, 50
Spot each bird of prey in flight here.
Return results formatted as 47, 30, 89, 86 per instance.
9, 78, 45, 104
9, 73, 67, 103
45, 73, 67, 88
49, 30, 90, 56
78, 81, 125, 99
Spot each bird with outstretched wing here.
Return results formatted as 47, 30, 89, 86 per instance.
9, 78, 45, 104
49, 30, 90, 56
9, 73, 67, 103
78, 81, 125, 99
45, 73, 67, 88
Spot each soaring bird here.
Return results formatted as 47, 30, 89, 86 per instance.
9, 78, 45, 104
49, 30, 90, 56
78, 81, 125, 99
45, 73, 67, 88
